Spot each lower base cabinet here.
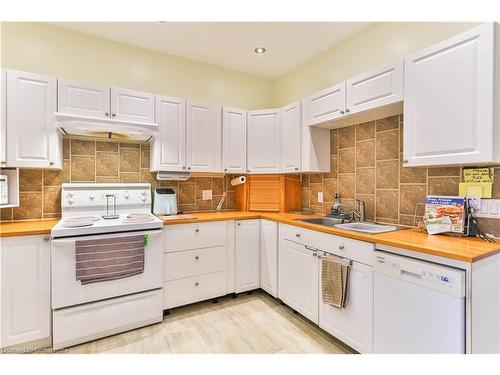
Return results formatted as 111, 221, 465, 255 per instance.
0, 235, 51, 350
260, 220, 278, 297
319, 260, 373, 353
235, 220, 261, 293
278, 240, 319, 324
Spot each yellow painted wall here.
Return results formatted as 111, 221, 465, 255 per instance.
0, 22, 273, 110
272, 22, 481, 106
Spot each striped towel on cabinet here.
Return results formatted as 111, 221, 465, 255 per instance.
75, 235, 145, 284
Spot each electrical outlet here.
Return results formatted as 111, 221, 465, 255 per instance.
318, 192, 323, 203
466, 196, 481, 211
202, 190, 212, 200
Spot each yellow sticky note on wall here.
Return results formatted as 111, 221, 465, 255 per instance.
459, 182, 492, 198
463, 168, 494, 183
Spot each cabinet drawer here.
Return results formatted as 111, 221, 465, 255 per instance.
164, 246, 226, 281
163, 271, 226, 309
280, 224, 374, 265
164, 221, 227, 252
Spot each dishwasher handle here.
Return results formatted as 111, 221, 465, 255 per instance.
400, 267, 422, 279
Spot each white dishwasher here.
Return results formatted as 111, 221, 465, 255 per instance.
373, 251, 466, 354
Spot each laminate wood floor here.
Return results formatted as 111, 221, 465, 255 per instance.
65, 291, 356, 354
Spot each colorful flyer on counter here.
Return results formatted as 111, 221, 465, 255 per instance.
423, 196, 465, 235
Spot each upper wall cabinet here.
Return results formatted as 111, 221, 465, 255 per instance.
222, 107, 247, 174
403, 23, 499, 167
186, 101, 222, 172
304, 82, 346, 126
58, 79, 155, 124
281, 101, 302, 172
151, 95, 186, 172
346, 60, 403, 115
6, 70, 62, 169
247, 109, 282, 174
1, 70, 6, 166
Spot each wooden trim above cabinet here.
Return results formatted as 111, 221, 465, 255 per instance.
235, 174, 301, 213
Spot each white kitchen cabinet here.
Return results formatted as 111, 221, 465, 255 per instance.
6, 70, 62, 169
235, 220, 261, 293
303, 82, 346, 126
186, 101, 222, 172
57, 79, 110, 119
222, 107, 247, 173
1, 70, 6, 166
278, 240, 319, 324
319, 260, 373, 353
346, 60, 403, 115
260, 220, 278, 297
110, 87, 155, 124
151, 95, 186, 171
247, 109, 282, 173
404, 23, 500, 166
0, 235, 51, 349
281, 101, 302, 173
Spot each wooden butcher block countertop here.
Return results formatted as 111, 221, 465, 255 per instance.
1, 212, 499, 262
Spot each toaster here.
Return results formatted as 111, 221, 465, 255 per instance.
152, 188, 178, 216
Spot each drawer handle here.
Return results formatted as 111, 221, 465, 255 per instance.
195, 282, 199, 286
195, 255, 200, 260
295, 233, 301, 237
195, 229, 200, 233
339, 245, 345, 250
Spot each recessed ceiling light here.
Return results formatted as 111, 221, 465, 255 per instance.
254, 47, 266, 54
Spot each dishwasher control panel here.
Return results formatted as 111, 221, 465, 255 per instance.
374, 251, 466, 298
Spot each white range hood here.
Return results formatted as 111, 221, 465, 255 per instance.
55, 112, 158, 141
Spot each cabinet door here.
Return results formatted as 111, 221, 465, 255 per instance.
278, 240, 319, 324
281, 101, 302, 173
152, 95, 186, 171
222, 107, 247, 173
247, 109, 282, 173
260, 220, 278, 297
235, 220, 260, 293
319, 260, 373, 353
1, 70, 6, 166
58, 79, 110, 118
7, 70, 61, 168
186, 101, 222, 172
404, 23, 495, 166
346, 60, 403, 115
1, 235, 51, 348
111, 87, 155, 124
304, 82, 346, 126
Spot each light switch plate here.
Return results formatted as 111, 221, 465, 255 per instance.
318, 192, 323, 203
202, 190, 212, 200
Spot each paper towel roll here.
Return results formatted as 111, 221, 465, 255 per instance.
230, 176, 246, 187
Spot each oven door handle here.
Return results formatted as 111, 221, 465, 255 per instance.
51, 229, 163, 244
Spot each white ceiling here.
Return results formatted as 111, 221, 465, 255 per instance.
50, 22, 370, 78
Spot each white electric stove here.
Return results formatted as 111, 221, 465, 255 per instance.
50, 183, 164, 350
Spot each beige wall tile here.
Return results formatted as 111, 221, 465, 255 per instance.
196, 199, 212, 211
330, 130, 339, 155
141, 169, 159, 189
310, 205, 323, 214
322, 154, 338, 179
376, 160, 399, 189
376, 190, 399, 221
212, 178, 224, 196
428, 177, 460, 196
339, 149, 355, 174
376, 115, 399, 132
1, 208, 13, 221
428, 167, 461, 177
71, 139, 95, 155
96, 176, 119, 183
96, 152, 119, 177
120, 143, 140, 149
400, 158, 427, 184
63, 139, 70, 159
339, 174, 355, 199
323, 178, 337, 202
309, 183, 323, 206
493, 168, 500, 199
120, 149, 141, 172
44, 168, 63, 187
356, 194, 375, 221
339, 127, 355, 149
400, 185, 427, 215
71, 156, 96, 182
119, 172, 141, 183
356, 168, 375, 195
96, 141, 119, 152
43, 186, 61, 214
141, 144, 150, 169
301, 188, 310, 209
195, 178, 212, 199
309, 173, 323, 183
356, 121, 375, 141
179, 182, 196, 205
376, 130, 399, 161
301, 174, 310, 188
19, 169, 43, 191
225, 192, 236, 209
356, 140, 375, 168
179, 204, 196, 212
13, 193, 43, 220
476, 218, 500, 238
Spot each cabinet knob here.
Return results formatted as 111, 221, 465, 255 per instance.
49, 161, 54, 166
195, 282, 199, 287
295, 233, 301, 237
195, 255, 200, 260
313, 252, 318, 257
224, 168, 228, 172
105, 113, 109, 117
237, 222, 241, 226
403, 159, 408, 164
345, 109, 350, 114
43, 237, 50, 242
247, 170, 250, 172
339, 245, 345, 250
195, 228, 199, 233
294, 167, 299, 171
340, 110, 345, 115
182, 166, 186, 170
187, 167, 191, 170
112, 113, 116, 117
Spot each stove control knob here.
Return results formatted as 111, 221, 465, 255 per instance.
68, 192, 74, 197
68, 198, 74, 204
141, 196, 147, 202
89, 194, 95, 200
124, 192, 130, 199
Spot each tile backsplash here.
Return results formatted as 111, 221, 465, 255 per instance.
0, 138, 236, 221
300, 114, 500, 236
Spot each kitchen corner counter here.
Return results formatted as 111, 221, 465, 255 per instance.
1, 212, 499, 263
0, 219, 59, 238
